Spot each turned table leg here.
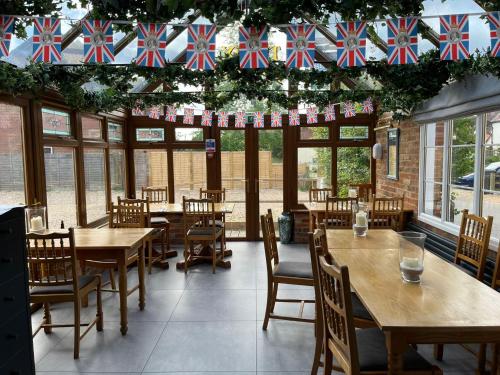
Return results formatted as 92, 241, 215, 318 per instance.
118, 255, 128, 335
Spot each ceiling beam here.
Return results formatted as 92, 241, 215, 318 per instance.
61, 13, 90, 50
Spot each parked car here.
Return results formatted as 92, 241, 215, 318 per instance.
456, 162, 500, 188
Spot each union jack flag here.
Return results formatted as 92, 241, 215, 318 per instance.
132, 103, 145, 116
166, 105, 176, 122
325, 104, 336, 122
362, 97, 374, 114
271, 111, 282, 128
136, 23, 166, 67
336, 21, 366, 68
183, 108, 194, 125
201, 110, 212, 126
387, 17, 418, 65
239, 26, 269, 69
82, 20, 114, 63
32, 18, 62, 63
217, 111, 229, 127
253, 111, 265, 128
307, 107, 318, 124
439, 15, 469, 61
148, 106, 161, 120
487, 12, 500, 57
286, 24, 315, 69
0, 16, 15, 58
235, 111, 246, 128
289, 109, 300, 126
186, 24, 216, 70
343, 101, 356, 118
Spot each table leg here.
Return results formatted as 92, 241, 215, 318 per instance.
385, 331, 405, 375
309, 211, 314, 232
138, 240, 146, 311
118, 256, 128, 336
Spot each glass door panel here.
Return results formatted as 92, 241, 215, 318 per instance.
173, 149, 207, 201
336, 147, 371, 197
297, 147, 332, 203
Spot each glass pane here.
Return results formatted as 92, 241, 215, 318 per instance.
297, 147, 331, 203
136, 128, 165, 142
44, 147, 77, 229
175, 128, 203, 141
221, 130, 246, 238
300, 127, 329, 140
339, 126, 369, 140
452, 116, 476, 145
337, 147, 371, 197
425, 122, 445, 147
0, 103, 26, 205
423, 182, 442, 218
483, 192, 500, 237
448, 186, 473, 225
84, 148, 106, 223
424, 147, 444, 183
259, 130, 283, 235
42, 108, 71, 136
483, 146, 500, 192
450, 146, 475, 186
134, 149, 168, 199
81, 116, 103, 139
108, 122, 124, 142
485, 110, 500, 145
110, 149, 126, 204
173, 150, 207, 201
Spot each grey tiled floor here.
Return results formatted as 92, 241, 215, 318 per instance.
34, 242, 481, 374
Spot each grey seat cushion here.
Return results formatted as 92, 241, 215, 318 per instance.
273, 261, 313, 279
150, 217, 169, 225
30, 275, 97, 295
195, 220, 224, 228
357, 328, 434, 372
187, 227, 222, 236
351, 292, 374, 321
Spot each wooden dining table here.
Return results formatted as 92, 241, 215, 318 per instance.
326, 229, 500, 375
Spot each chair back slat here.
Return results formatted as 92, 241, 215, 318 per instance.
455, 209, 493, 281
370, 195, 404, 231
26, 228, 78, 289
200, 188, 226, 203
324, 197, 357, 229
109, 204, 145, 228
349, 183, 373, 203
261, 209, 280, 276
309, 188, 333, 203
142, 186, 168, 203
118, 197, 151, 226
183, 196, 216, 231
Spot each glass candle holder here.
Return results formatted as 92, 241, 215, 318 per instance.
352, 201, 368, 237
398, 231, 426, 283
348, 187, 358, 199
25, 206, 47, 233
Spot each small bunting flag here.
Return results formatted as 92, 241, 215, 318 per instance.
82, 19, 114, 63
201, 110, 212, 126
343, 101, 356, 118
166, 105, 176, 122
439, 14, 469, 61
271, 111, 282, 128
32, 17, 62, 63
362, 97, 374, 114
289, 109, 300, 126
148, 106, 161, 119
336, 21, 366, 67
183, 108, 194, 125
132, 103, 145, 116
306, 107, 318, 124
235, 111, 246, 128
253, 111, 265, 128
217, 111, 229, 127
325, 104, 336, 122
487, 12, 500, 57
0, 16, 15, 58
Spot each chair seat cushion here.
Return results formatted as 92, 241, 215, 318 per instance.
357, 328, 434, 372
351, 292, 374, 321
273, 261, 313, 279
195, 220, 224, 228
30, 275, 97, 295
187, 227, 222, 236
150, 216, 169, 225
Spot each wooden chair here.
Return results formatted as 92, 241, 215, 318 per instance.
308, 229, 377, 374
350, 183, 373, 202
309, 188, 333, 203
324, 197, 357, 229
142, 186, 168, 203
27, 228, 103, 359
370, 195, 404, 231
200, 188, 227, 247
317, 249, 442, 375
183, 196, 225, 274
141, 186, 171, 255
261, 209, 315, 330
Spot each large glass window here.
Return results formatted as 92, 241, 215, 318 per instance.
0, 103, 26, 205
337, 147, 371, 197
109, 149, 126, 204
173, 149, 206, 201
297, 147, 331, 203
300, 127, 329, 140
134, 149, 168, 199
423, 122, 445, 218
483, 110, 500, 236
42, 108, 71, 136
84, 148, 107, 223
175, 128, 203, 141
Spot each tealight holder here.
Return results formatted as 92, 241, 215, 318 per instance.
25, 206, 47, 233
398, 231, 426, 283
352, 201, 368, 237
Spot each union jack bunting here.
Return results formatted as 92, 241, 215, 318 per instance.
343, 101, 356, 118
325, 104, 336, 122
306, 107, 318, 124
336, 21, 366, 68
439, 15, 469, 61
235, 111, 246, 128
166, 105, 176, 122
132, 103, 145, 116
487, 12, 500, 57
271, 111, 282, 128
253, 111, 265, 128
136, 23, 167, 67
362, 97, 374, 114
201, 110, 212, 126
217, 111, 229, 127
148, 106, 161, 120
239, 26, 269, 69
386, 17, 418, 65
183, 108, 194, 125
288, 109, 300, 126
186, 24, 217, 70
82, 20, 114, 63
285, 24, 315, 68
0, 16, 15, 58
32, 17, 62, 63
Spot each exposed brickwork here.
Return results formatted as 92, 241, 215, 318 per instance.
292, 210, 309, 243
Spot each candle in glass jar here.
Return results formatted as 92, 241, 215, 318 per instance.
348, 189, 357, 198
355, 212, 367, 226
30, 215, 44, 231
401, 256, 420, 269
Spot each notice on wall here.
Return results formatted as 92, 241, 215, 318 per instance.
205, 138, 216, 153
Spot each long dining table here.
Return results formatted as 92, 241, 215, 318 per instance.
326, 229, 500, 375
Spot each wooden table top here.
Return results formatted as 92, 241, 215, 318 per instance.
150, 202, 235, 214
326, 229, 400, 249
303, 202, 412, 213
327, 230, 500, 331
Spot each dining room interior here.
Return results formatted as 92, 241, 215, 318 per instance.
2, 1, 500, 374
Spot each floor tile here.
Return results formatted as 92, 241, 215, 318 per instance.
257, 289, 316, 321
187, 269, 256, 290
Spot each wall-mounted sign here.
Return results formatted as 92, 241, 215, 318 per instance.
205, 138, 216, 153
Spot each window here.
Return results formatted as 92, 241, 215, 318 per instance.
339, 125, 369, 140
297, 147, 331, 203
108, 122, 124, 142
82, 116, 103, 140
175, 128, 203, 141
134, 149, 168, 199
300, 127, 329, 140
483, 110, 500, 236
422, 122, 444, 218
109, 149, 126, 204
337, 147, 371, 197
173, 149, 206, 201
42, 107, 71, 136
84, 148, 106, 223
136, 128, 165, 142
0, 103, 26, 205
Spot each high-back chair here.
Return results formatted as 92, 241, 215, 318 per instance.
142, 186, 168, 203
350, 183, 373, 203
309, 188, 333, 203
324, 197, 357, 229
370, 196, 404, 231
200, 188, 226, 203
317, 251, 441, 375
27, 228, 103, 359
140, 188, 171, 256
261, 209, 315, 330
